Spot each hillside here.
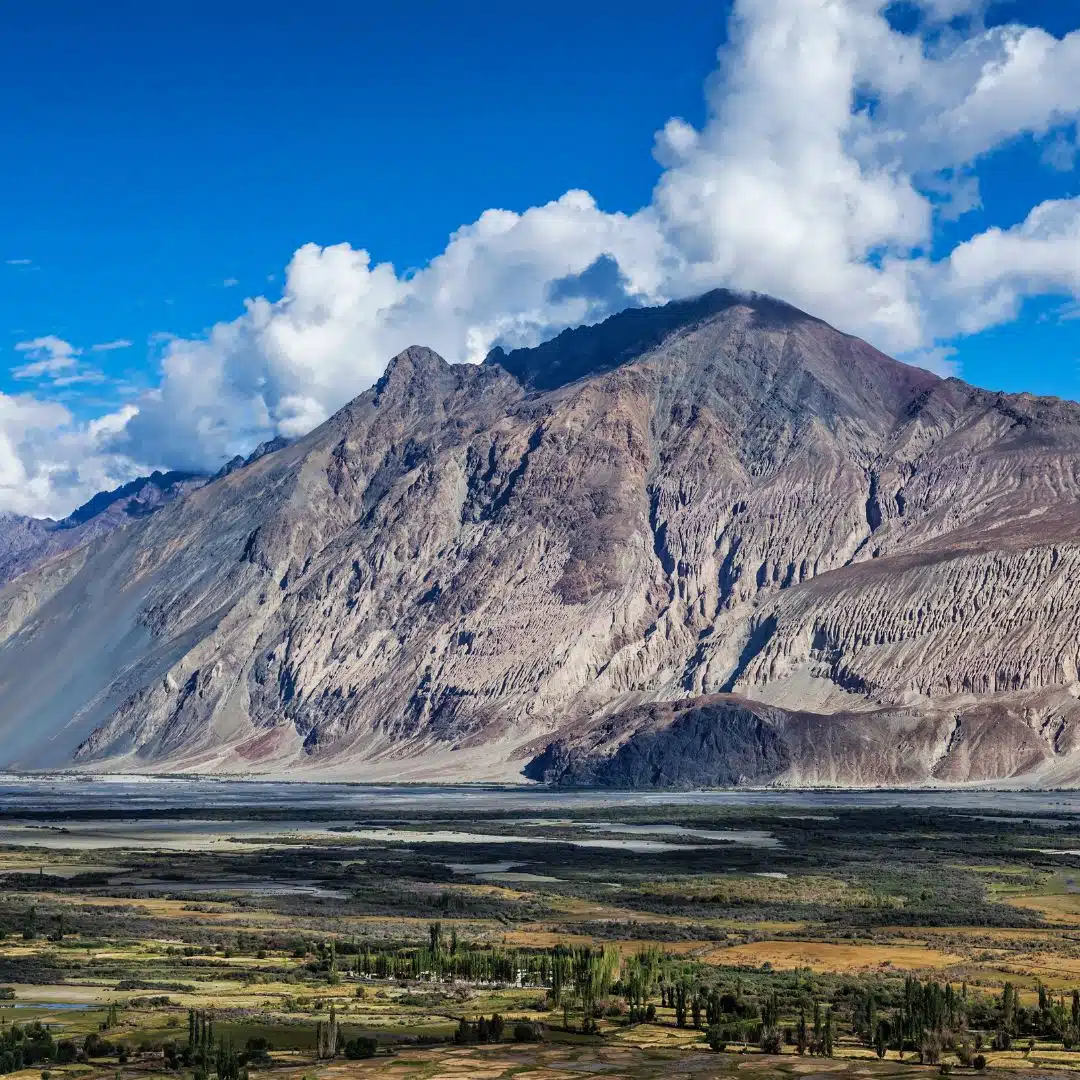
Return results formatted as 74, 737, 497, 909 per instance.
3, 290, 1080, 786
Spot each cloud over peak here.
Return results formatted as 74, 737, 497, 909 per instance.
6, 0, 1080, 516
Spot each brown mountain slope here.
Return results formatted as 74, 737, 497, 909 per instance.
3, 289, 1080, 785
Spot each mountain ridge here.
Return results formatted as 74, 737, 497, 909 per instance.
3, 290, 1080, 787
0, 470, 207, 589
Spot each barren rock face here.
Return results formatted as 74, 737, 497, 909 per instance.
4, 290, 1080, 786
0, 471, 206, 588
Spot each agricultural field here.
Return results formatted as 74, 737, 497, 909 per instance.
4, 782, 1080, 1079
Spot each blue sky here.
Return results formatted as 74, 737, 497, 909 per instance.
1, 1, 1079, 516
0, 1, 723, 402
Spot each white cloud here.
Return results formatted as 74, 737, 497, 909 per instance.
223, 277, 239, 288
12, 337, 81, 379
0, 395, 149, 519
112, 0, 1080, 480
91, 339, 133, 353
6, 0, 1080, 516
939, 196, 1080, 335
1042, 129, 1078, 171
5, 258, 31, 267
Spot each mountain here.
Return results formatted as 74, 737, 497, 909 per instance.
4, 288, 1080, 786
0, 471, 207, 588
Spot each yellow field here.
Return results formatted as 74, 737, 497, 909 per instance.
1006, 892, 1080, 925
698, 940, 964, 973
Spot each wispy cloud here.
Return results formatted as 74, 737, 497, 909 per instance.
11, 336, 108, 389
5, 258, 32, 267
50, 372, 107, 387
223, 277, 239, 288
91, 339, 133, 353
12, 336, 81, 379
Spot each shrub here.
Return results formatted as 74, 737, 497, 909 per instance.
760, 1029, 783, 1055
240, 1038, 271, 1066
921, 1035, 942, 1065
707, 1025, 727, 1053
973, 1055, 987, 1072
513, 1022, 543, 1043
342, 1037, 377, 1060
83, 1034, 115, 1059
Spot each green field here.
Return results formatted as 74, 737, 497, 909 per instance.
4, 791, 1080, 1078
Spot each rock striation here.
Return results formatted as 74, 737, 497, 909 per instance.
4, 290, 1080, 786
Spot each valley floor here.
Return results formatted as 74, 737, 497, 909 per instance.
4, 784, 1080, 1077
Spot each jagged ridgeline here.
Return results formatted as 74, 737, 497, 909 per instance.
4, 289, 1080, 785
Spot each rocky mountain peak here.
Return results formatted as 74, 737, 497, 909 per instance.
485, 289, 845, 393
373, 345, 451, 399
2, 291, 1080, 788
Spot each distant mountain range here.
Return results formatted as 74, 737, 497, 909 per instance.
0, 471, 207, 588
4, 290, 1080, 787
0, 437, 292, 589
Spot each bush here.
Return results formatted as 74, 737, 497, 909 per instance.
163, 1041, 181, 1070
342, 1037, 377, 1060
973, 1055, 987, 1072
921, 1035, 942, 1065
707, 1025, 727, 1053
760, 1028, 783, 1055
83, 1034, 115, 1059
513, 1022, 543, 1043
940, 1066, 953, 1076
240, 1038, 271, 1066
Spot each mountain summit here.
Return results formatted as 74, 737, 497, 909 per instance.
3, 291, 1080, 786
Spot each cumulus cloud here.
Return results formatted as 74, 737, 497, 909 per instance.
0, 396, 147, 519
941, 197, 1080, 334
7, 0, 1080, 516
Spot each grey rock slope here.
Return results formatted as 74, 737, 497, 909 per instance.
5, 289, 1080, 786
0, 471, 206, 588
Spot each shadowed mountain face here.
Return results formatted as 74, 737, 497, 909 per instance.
4, 289, 1080, 786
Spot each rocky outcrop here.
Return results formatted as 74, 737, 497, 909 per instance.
529, 691, 1080, 789
4, 290, 1080, 785
524, 697, 792, 788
